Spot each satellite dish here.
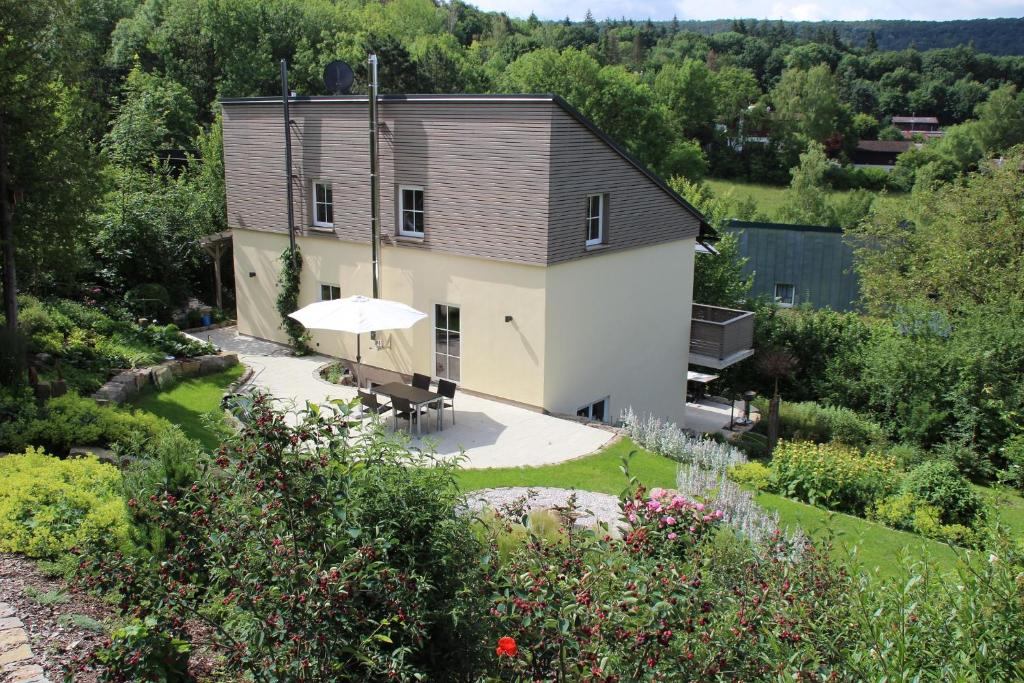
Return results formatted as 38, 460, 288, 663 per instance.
323, 60, 354, 95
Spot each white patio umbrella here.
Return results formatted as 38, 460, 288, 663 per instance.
288, 295, 427, 386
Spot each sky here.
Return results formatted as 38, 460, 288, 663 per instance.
470, 0, 1024, 22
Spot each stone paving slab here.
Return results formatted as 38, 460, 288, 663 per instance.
0, 643, 33, 666
0, 604, 50, 682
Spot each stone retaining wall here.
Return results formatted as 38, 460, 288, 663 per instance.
91, 353, 239, 405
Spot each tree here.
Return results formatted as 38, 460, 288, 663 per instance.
653, 59, 717, 143
712, 67, 762, 132
1, 0, 101, 328
772, 64, 851, 149
778, 142, 836, 226
866, 30, 878, 53
851, 145, 1024, 316
669, 178, 753, 308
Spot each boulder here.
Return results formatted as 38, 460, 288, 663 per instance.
174, 359, 201, 377
151, 364, 176, 390
69, 446, 118, 465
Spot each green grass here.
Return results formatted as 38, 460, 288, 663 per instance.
131, 365, 244, 448
456, 437, 971, 579
706, 178, 910, 223
706, 179, 792, 220
454, 438, 675, 496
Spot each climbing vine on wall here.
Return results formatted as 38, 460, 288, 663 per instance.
276, 247, 311, 355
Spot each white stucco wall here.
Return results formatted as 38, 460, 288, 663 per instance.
542, 239, 695, 426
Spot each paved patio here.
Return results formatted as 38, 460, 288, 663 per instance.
197, 327, 615, 469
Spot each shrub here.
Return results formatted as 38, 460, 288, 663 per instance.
8, 393, 168, 455
733, 430, 770, 458
485, 486, 847, 680
887, 442, 929, 470
769, 440, 898, 514
754, 400, 885, 450
678, 465, 804, 550
728, 461, 772, 490
80, 392, 489, 682
0, 447, 133, 559
998, 434, 1024, 491
901, 460, 985, 527
124, 283, 172, 321
620, 407, 747, 472
934, 440, 995, 482
868, 492, 978, 546
81, 615, 190, 683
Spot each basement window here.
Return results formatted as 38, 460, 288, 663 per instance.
577, 397, 609, 423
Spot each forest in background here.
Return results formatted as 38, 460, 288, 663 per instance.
1, 0, 1023, 319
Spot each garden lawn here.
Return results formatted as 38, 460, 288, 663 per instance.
457, 437, 965, 579
706, 178, 910, 223
130, 365, 244, 448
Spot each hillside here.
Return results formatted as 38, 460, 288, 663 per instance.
648, 17, 1024, 55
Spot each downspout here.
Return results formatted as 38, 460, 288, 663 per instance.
368, 53, 381, 300
281, 59, 296, 270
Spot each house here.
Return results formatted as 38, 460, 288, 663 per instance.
221, 93, 739, 426
852, 139, 913, 172
725, 219, 860, 312
892, 116, 942, 140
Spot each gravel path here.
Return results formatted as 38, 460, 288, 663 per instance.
463, 487, 624, 529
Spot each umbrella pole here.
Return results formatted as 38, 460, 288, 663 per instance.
356, 334, 362, 389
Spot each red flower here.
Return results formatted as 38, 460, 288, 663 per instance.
495, 636, 518, 657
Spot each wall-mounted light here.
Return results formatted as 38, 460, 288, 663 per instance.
504, 315, 513, 323
248, 271, 256, 278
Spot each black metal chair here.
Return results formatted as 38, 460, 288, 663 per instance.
411, 372, 432, 390
437, 379, 457, 426
391, 396, 426, 433
358, 391, 391, 421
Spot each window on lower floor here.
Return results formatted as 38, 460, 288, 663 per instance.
434, 303, 460, 381
320, 284, 341, 301
774, 283, 795, 307
577, 397, 609, 423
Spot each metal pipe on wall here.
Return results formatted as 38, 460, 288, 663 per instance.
368, 53, 381, 300
280, 59, 296, 269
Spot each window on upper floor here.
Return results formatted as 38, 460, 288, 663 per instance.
774, 283, 795, 307
320, 284, 341, 301
586, 194, 605, 247
313, 181, 333, 228
399, 186, 424, 237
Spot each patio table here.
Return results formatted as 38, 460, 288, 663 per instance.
372, 381, 442, 436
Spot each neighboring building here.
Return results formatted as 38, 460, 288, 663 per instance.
725, 220, 861, 312
221, 93, 724, 425
852, 139, 914, 171
892, 116, 942, 139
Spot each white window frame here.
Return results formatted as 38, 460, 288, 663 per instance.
576, 396, 610, 424
433, 303, 460, 382
312, 180, 334, 228
586, 194, 605, 247
774, 283, 795, 307
398, 185, 425, 237
320, 284, 341, 301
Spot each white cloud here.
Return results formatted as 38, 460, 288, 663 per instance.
472, 0, 1024, 21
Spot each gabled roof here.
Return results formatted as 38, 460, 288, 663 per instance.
220, 93, 713, 239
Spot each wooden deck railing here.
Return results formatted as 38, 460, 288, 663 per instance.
690, 304, 755, 361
